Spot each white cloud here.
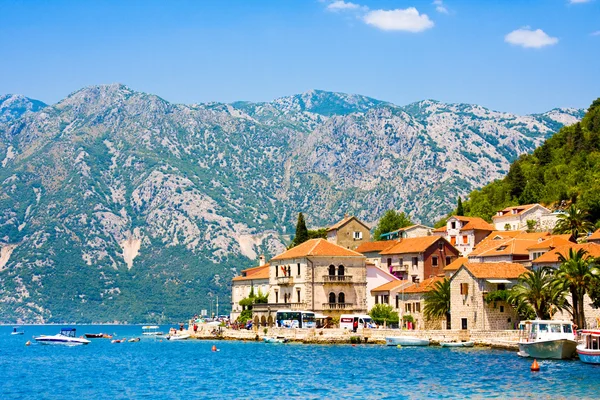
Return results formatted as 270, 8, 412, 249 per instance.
569, 0, 592, 4
363, 8, 434, 32
504, 27, 558, 48
592, 30, 600, 36
433, 0, 449, 14
326, 1, 364, 12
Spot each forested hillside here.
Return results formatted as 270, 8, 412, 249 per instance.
457, 98, 600, 226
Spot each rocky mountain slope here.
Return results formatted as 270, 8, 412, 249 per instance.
0, 84, 583, 323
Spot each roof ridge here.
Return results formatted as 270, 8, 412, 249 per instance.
308, 239, 323, 255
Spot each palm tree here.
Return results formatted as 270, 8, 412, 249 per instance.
423, 278, 451, 329
554, 248, 597, 328
553, 205, 595, 239
508, 267, 570, 320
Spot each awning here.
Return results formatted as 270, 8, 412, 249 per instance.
486, 279, 511, 284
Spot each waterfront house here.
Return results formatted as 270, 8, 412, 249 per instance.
326, 215, 371, 250
449, 262, 527, 331
355, 240, 397, 269
379, 236, 460, 282
379, 224, 433, 240
251, 238, 367, 325
492, 204, 559, 232
399, 275, 448, 330
230, 256, 270, 321
432, 216, 494, 256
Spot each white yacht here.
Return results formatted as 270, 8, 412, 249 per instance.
142, 325, 164, 336
35, 328, 91, 346
517, 320, 577, 359
385, 336, 430, 346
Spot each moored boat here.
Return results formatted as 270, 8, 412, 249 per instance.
11, 327, 24, 335
263, 336, 287, 344
440, 341, 474, 348
385, 336, 429, 346
128, 337, 140, 342
84, 333, 104, 338
166, 333, 191, 341
576, 330, 600, 364
517, 320, 577, 359
142, 325, 163, 336
35, 328, 91, 346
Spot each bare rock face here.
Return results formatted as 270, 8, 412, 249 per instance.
0, 84, 583, 323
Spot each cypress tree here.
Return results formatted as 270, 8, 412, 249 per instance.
507, 162, 526, 200
456, 197, 464, 216
294, 212, 309, 246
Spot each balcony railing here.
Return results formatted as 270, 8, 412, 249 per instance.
276, 276, 294, 285
322, 303, 352, 310
391, 265, 408, 272
322, 275, 353, 283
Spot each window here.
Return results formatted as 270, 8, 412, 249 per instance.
497, 283, 506, 291
329, 292, 336, 304
275, 291, 279, 303
297, 289, 301, 303
462, 236, 468, 244
432, 256, 438, 267
438, 241, 444, 250
338, 292, 345, 304
383, 294, 389, 304
446, 256, 451, 266
297, 263, 301, 276
412, 257, 418, 267
338, 265, 345, 276
415, 302, 421, 313
375, 295, 379, 304
451, 221, 456, 229
450, 236, 456, 245
328, 265, 335, 276
499, 305, 504, 313
460, 283, 469, 295
396, 295, 400, 308
405, 303, 411, 313
353, 231, 363, 240
387, 258, 392, 268
275, 265, 278, 277
399, 258, 403, 268
412, 276, 418, 283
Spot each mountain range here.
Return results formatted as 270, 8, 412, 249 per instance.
0, 84, 583, 323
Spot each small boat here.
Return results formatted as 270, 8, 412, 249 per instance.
263, 337, 287, 344
35, 328, 91, 346
440, 341, 474, 348
517, 320, 577, 359
102, 334, 113, 339
128, 337, 140, 342
167, 333, 191, 341
11, 327, 24, 335
142, 325, 163, 336
576, 330, 600, 364
385, 336, 430, 346
111, 339, 126, 344
84, 333, 104, 339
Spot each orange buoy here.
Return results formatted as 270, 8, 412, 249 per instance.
25, 340, 31, 346
531, 359, 540, 372
212, 345, 217, 352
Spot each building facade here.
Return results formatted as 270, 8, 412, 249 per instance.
326, 216, 371, 250
432, 216, 494, 256
492, 204, 559, 232
230, 257, 270, 321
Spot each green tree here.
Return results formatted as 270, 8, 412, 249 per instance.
554, 248, 597, 328
508, 267, 570, 320
456, 197, 464, 216
292, 212, 309, 247
507, 162, 526, 199
553, 205, 595, 239
307, 228, 327, 240
423, 278, 451, 329
373, 210, 412, 240
526, 219, 538, 233
369, 304, 399, 325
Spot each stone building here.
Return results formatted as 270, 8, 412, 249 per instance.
251, 239, 368, 325
326, 215, 371, 250
449, 262, 526, 331
399, 275, 447, 330
492, 204, 560, 232
230, 256, 269, 321
379, 236, 460, 282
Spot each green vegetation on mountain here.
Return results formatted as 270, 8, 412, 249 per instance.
450, 98, 600, 227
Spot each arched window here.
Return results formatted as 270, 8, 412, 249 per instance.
328, 265, 336, 276
338, 292, 345, 304
338, 265, 345, 276
329, 292, 336, 304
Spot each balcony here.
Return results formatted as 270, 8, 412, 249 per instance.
276, 276, 294, 285
322, 302, 352, 310
322, 275, 353, 284
391, 265, 409, 272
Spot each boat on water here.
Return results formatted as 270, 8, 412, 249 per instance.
576, 330, 600, 364
440, 341, 474, 348
11, 327, 24, 335
385, 336, 430, 346
517, 320, 577, 359
128, 337, 140, 342
142, 326, 164, 336
167, 333, 191, 341
35, 328, 91, 346
263, 337, 287, 344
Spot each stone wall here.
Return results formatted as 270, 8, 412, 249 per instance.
333, 219, 371, 250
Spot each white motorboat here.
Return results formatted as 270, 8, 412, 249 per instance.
142, 325, 164, 336
11, 327, 24, 335
576, 330, 600, 364
385, 336, 429, 346
263, 336, 287, 344
166, 333, 191, 341
440, 341, 474, 348
517, 320, 577, 359
34, 328, 91, 346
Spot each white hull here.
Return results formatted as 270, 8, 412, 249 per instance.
167, 334, 190, 341
518, 339, 577, 359
35, 336, 91, 346
11, 332, 24, 335
385, 336, 429, 346
577, 344, 600, 364
441, 341, 474, 348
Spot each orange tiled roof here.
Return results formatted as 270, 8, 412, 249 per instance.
433, 226, 447, 233
470, 231, 551, 257
380, 236, 442, 255
492, 204, 544, 220
527, 235, 574, 251
403, 275, 446, 294
371, 279, 407, 293
460, 262, 528, 279
232, 264, 270, 281
459, 218, 495, 232
356, 240, 398, 253
326, 215, 369, 232
589, 229, 600, 241
532, 243, 600, 264
444, 257, 468, 271
271, 239, 364, 261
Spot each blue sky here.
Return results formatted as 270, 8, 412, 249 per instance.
0, 0, 598, 114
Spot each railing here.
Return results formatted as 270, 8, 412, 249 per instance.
322, 303, 352, 310
276, 276, 294, 285
252, 302, 307, 311
322, 275, 353, 283
391, 265, 408, 272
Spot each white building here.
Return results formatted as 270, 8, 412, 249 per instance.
432, 216, 495, 256
492, 204, 560, 232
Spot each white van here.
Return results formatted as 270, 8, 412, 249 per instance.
339, 314, 375, 330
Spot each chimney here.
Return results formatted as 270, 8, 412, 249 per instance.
259, 255, 266, 266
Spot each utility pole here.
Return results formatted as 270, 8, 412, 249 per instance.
216, 295, 219, 317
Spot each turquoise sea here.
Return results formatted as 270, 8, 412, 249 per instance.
1, 325, 599, 399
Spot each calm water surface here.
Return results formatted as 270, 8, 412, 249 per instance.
1, 325, 599, 399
